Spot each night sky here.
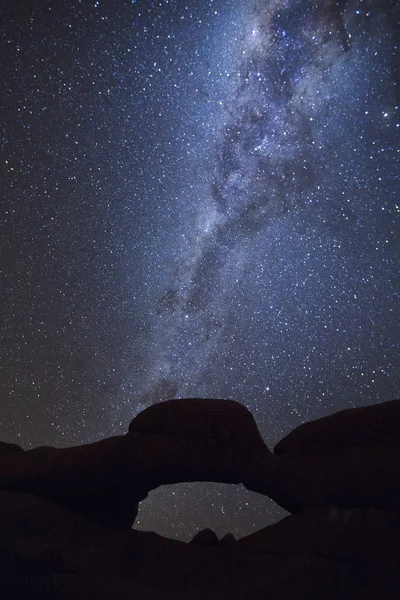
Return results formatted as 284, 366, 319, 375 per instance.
1, 0, 399, 541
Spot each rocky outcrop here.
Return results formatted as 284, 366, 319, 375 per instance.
0, 491, 398, 599
128, 397, 265, 443
0, 398, 399, 598
245, 399, 400, 512
189, 528, 219, 546
0, 440, 23, 455
1, 398, 400, 519
238, 504, 400, 563
274, 399, 400, 455
0, 398, 267, 527
0, 489, 184, 576
220, 532, 236, 546
3, 397, 399, 528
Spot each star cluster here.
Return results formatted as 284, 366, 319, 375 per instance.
1, 0, 399, 541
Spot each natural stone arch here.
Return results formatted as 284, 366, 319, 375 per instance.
0, 398, 274, 529
1, 398, 400, 531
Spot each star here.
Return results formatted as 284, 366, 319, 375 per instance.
0, 0, 399, 541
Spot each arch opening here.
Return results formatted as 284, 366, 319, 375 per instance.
133, 482, 288, 542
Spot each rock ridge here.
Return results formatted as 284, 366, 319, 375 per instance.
0, 397, 399, 598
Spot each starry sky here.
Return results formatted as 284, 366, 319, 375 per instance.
1, 0, 399, 541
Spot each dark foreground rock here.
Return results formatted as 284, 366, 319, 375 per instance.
256, 398, 400, 512
189, 527, 219, 546
0, 491, 398, 600
0, 398, 267, 527
275, 399, 400, 455
0, 398, 399, 598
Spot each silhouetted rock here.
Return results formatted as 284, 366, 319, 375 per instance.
189, 528, 219, 546
0, 398, 267, 528
0, 441, 23, 455
274, 399, 400, 455
128, 397, 265, 446
220, 532, 236, 546
1, 399, 400, 523
0, 436, 145, 528
238, 505, 400, 563
0, 489, 184, 576
0, 398, 399, 598
245, 399, 400, 512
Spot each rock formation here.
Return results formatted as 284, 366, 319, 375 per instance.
246, 398, 400, 512
0, 397, 399, 599
0, 398, 267, 527
189, 527, 220, 546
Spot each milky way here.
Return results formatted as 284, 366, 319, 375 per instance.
1, 0, 399, 540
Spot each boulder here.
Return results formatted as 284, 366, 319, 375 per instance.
189, 528, 219, 547
274, 399, 400, 455
244, 399, 400, 512
220, 533, 236, 546
129, 398, 265, 447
